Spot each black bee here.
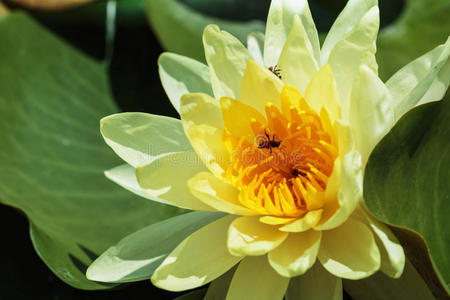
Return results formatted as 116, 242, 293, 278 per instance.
268, 65, 282, 79
292, 169, 307, 177
258, 131, 281, 154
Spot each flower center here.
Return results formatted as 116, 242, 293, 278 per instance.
222, 94, 338, 218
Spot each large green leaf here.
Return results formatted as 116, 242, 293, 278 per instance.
142, 0, 265, 62
0, 13, 184, 290
377, 0, 450, 80
8, 0, 96, 11
364, 94, 450, 298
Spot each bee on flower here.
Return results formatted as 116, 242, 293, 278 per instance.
87, 0, 450, 299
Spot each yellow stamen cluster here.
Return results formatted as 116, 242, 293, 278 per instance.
223, 97, 338, 217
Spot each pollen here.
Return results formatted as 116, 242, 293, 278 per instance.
221, 86, 338, 217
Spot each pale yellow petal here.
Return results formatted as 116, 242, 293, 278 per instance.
386, 36, 450, 121
86, 211, 223, 283
279, 209, 323, 232
355, 205, 405, 279
220, 97, 267, 138
228, 216, 288, 256
240, 60, 284, 114
188, 171, 256, 216
419, 58, 450, 105
286, 262, 342, 300
152, 215, 242, 291
278, 14, 319, 94
158, 52, 213, 113
367, 219, 405, 279
321, 0, 377, 64
280, 84, 310, 116
349, 65, 395, 166
316, 149, 362, 230
315, 121, 362, 231
260, 216, 296, 225
268, 230, 321, 277
226, 256, 289, 300
105, 164, 168, 204
318, 217, 380, 279
203, 24, 253, 99
327, 6, 379, 117
304, 64, 341, 120
180, 92, 230, 177
136, 151, 215, 211
264, 0, 320, 67
247, 32, 265, 66
100, 112, 192, 168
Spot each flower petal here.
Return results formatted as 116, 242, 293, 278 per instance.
318, 217, 380, 279
277, 15, 319, 94
286, 262, 342, 300
158, 52, 213, 113
356, 206, 405, 279
268, 230, 321, 277
220, 96, 267, 138
367, 218, 405, 279
264, 0, 319, 67
321, 0, 377, 64
279, 209, 323, 232
315, 149, 363, 231
105, 164, 168, 204
260, 216, 296, 225
226, 256, 290, 300
419, 58, 450, 105
228, 216, 288, 256
136, 151, 215, 211
180, 92, 230, 177
247, 32, 265, 65
203, 24, 253, 99
240, 60, 283, 114
327, 6, 379, 117
188, 171, 256, 215
349, 65, 395, 165
315, 120, 363, 231
152, 215, 242, 292
100, 112, 192, 168
86, 211, 224, 283
386, 37, 450, 121
304, 64, 341, 121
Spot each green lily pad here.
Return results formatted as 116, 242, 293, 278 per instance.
0, 13, 184, 290
142, 0, 265, 62
364, 94, 450, 298
377, 0, 450, 80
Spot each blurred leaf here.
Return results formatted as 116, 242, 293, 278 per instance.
142, 0, 265, 62
6, 0, 97, 11
179, 0, 270, 21
377, 0, 450, 80
364, 94, 450, 298
0, 2, 8, 16
0, 13, 184, 290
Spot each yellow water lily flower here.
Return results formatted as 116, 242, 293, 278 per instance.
87, 0, 450, 298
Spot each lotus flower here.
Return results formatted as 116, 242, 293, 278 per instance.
87, 0, 450, 298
